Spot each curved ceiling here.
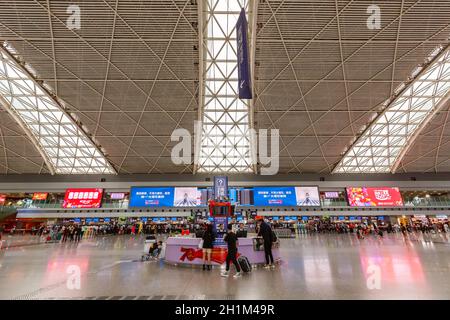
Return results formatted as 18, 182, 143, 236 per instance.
0, 0, 450, 175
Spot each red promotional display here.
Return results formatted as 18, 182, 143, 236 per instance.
346, 187, 403, 207
63, 188, 103, 208
32, 192, 48, 201
0, 195, 5, 205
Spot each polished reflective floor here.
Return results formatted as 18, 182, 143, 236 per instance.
1, 233, 449, 300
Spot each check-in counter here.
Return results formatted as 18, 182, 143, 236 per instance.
164, 236, 280, 266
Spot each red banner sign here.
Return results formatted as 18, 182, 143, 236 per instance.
63, 188, 103, 209
0, 195, 5, 205
32, 192, 48, 201
347, 187, 403, 207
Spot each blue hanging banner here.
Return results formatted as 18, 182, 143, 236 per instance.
236, 8, 252, 99
213, 176, 228, 200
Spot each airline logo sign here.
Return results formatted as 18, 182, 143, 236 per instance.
63, 188, 103, 208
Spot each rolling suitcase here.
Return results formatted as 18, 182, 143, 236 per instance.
237, 255, 251, 273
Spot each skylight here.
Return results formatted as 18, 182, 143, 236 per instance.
333, 46, 450, 174
196, 0, 254, 173
0, 43, 116, 174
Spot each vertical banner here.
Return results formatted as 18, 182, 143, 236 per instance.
214, 176, 229, 200
213, 216, 228, 246
236, 8, 252, 99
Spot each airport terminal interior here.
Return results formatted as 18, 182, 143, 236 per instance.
1, 0, 450, 301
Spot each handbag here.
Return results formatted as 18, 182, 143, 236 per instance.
198, 239, 204, 249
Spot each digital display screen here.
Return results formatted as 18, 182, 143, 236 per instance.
63, 188, 103, 209
346, 187, 404, 207
253, 187, 297, 206
253, 186, 320, 206
129, 187, 201, 207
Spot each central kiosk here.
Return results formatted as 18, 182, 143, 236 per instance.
164, 176, 280, 267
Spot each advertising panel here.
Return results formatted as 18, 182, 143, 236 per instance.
129, 187, 174, 207
130, 187, 201, 207
346, 187, 404, 207
0, 194, 6, 205
32, 192, 48, 201
253, 186, 297, 206
63, 188, 103, 209
173, 187, 201, 207
295, 187, 320, 206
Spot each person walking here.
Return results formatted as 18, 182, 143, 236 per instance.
221, 224, 241, 278
201, 224, 215, 271
257, 217, 275, 269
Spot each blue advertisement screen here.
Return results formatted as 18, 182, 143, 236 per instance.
171, 217, 177, 221
130, 187, 200, 207
130, 187, 174, 207
253, 187, 297, 206
104, 218, 110, 222
141, 217, 147, 222
152, 218, 159, 222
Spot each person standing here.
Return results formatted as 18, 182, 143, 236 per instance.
257, 217, 275, 269
221, 224, 241, 278
201, 224, 215, 271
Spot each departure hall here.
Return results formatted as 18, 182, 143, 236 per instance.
1, 0, 450, 303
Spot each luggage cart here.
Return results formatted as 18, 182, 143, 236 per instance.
141, 235, 156, 261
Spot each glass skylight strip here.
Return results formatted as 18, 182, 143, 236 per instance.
333, 45, 450, 174
196, 0, 253, 173
0, 43, 116, 174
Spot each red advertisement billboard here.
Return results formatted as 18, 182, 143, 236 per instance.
346, 187, 403, 207
63, 188, 103, 209
32, 192, 48, 201
0, 195, 5, 205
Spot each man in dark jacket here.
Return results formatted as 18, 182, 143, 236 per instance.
257, 218, 274, 268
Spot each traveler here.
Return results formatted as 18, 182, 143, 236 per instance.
236, 223, 247, 238
257, 217, 275, 269
201, 224, 215, 271
221, 224, 241, 278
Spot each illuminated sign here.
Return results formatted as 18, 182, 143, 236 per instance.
129, 187, 200, 207
63, 189, 103, 209
346, 187, 403, 207
32, 192, 48, 201
110, 193, 125, 200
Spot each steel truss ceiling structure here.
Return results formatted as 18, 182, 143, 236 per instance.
1, 1, 450, 175
0, 43, 116, 174
196, 0, 254, 173
334, 45, 450, 173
